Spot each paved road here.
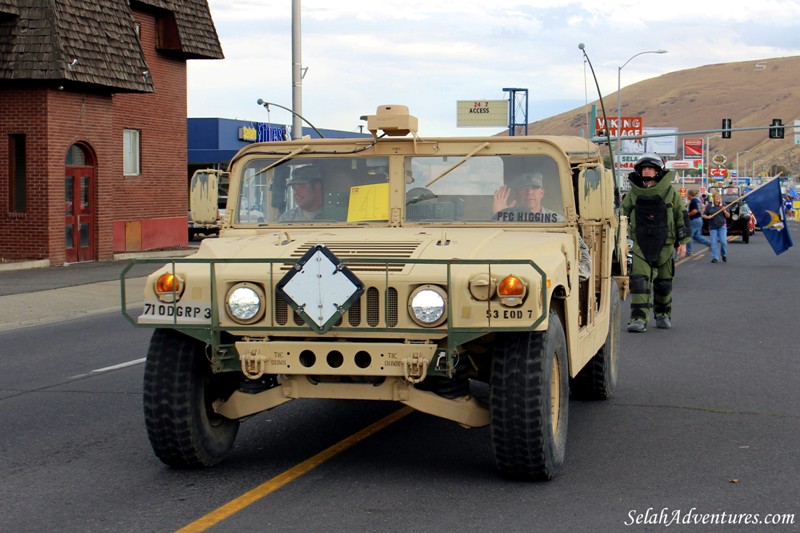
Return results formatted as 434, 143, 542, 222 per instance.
0, 225, 797, 531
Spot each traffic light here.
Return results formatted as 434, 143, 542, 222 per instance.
769, 119, 784, 139
721, 118, 732, 138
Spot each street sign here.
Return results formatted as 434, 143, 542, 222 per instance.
613, 154, 639, 172
709, 168, 727, 177
666, 160, 703, 170
642, 127, 678, 156
683, 138, 703, 159
456, 100, 508, 127
794, 119, 800, 145
596, 116, 643, 137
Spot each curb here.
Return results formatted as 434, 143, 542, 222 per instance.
0, 249, 195, 273
114, 249, 196, 261
0, 259, 51, 272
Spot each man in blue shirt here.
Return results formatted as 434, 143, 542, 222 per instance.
685, 189, 710, 255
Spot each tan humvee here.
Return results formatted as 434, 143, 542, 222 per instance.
123, 105, 629, 480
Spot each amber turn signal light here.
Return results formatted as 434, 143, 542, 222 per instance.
498, 275, 525, 296
155, 272, 184, 302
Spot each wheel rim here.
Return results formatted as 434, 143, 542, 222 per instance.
550, 355, 561, 437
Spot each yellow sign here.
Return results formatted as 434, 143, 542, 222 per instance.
238, 126, 257, 142
347, 183, 390, 222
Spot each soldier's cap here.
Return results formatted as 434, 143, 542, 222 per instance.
508, 172, 543, 189
287, 165, 322, 185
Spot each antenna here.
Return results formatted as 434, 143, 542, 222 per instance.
578, 43, 620, 203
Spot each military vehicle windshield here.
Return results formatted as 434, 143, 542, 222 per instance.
235, 156, 390, 224
405, 154, 564, 223
233, 153, 564, 225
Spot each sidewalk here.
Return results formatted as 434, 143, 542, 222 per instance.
0, 250, 194, 332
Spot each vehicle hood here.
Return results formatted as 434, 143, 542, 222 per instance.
195, 227, 569, 260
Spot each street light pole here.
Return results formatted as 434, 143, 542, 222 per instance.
617, 49, 667, 169
736, 150, 750, 178
291, 0, 303, 139
704, 134, 721, 190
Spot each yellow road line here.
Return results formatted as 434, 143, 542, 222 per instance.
176, 406, 414, 533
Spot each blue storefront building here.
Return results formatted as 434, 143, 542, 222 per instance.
188, 118, 370, 176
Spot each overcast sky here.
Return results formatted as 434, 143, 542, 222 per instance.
187, 0, 800, 137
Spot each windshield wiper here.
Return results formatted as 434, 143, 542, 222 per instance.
253, 144, 311, 178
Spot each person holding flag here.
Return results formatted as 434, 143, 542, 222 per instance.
745, 179, 794, 255
703, 193, 730, 263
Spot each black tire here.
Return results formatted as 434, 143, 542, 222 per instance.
490, 310, 569, 480
143, 329, 239, 468
570, 287, 620, 400
742, 230, 750, 243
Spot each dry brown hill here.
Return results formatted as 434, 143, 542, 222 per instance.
528, 56, 800, 177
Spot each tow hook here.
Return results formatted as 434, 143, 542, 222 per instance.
403, 354, 428, 384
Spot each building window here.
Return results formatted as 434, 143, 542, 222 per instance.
65, 144, 88, 166
9, 134, 26, 212
123, 129, 140, 176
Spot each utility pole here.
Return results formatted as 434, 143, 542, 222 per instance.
291, 0, 303, 139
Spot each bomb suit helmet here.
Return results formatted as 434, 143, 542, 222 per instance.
633, 153, 666, 180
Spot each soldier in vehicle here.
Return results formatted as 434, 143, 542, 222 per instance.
622, 153, 690, 332
279, 165, 325, 221
492, 171, 589, 279
492, 171, 563, 223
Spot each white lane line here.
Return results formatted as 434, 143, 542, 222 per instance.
91, 358, 146, 374
70, 358, 147, 380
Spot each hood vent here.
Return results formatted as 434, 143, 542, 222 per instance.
284, 241, 422, 272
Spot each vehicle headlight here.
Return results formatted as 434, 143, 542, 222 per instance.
225, 283, 265, 324
408, 285, 447, 327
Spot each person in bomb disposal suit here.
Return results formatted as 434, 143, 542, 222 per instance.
622, 154, 690, 332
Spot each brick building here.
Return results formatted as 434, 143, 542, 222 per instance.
0, 0, 222, 264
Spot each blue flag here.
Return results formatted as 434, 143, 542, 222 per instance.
744, 179, 793, 255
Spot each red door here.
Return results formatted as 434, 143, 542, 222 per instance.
65, 166, 96, 262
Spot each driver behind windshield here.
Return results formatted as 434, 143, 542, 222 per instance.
280, 165, 325, 221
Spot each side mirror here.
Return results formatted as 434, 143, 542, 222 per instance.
189, 170, 222, 225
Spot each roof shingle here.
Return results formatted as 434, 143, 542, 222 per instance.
0, 0, 222, 92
